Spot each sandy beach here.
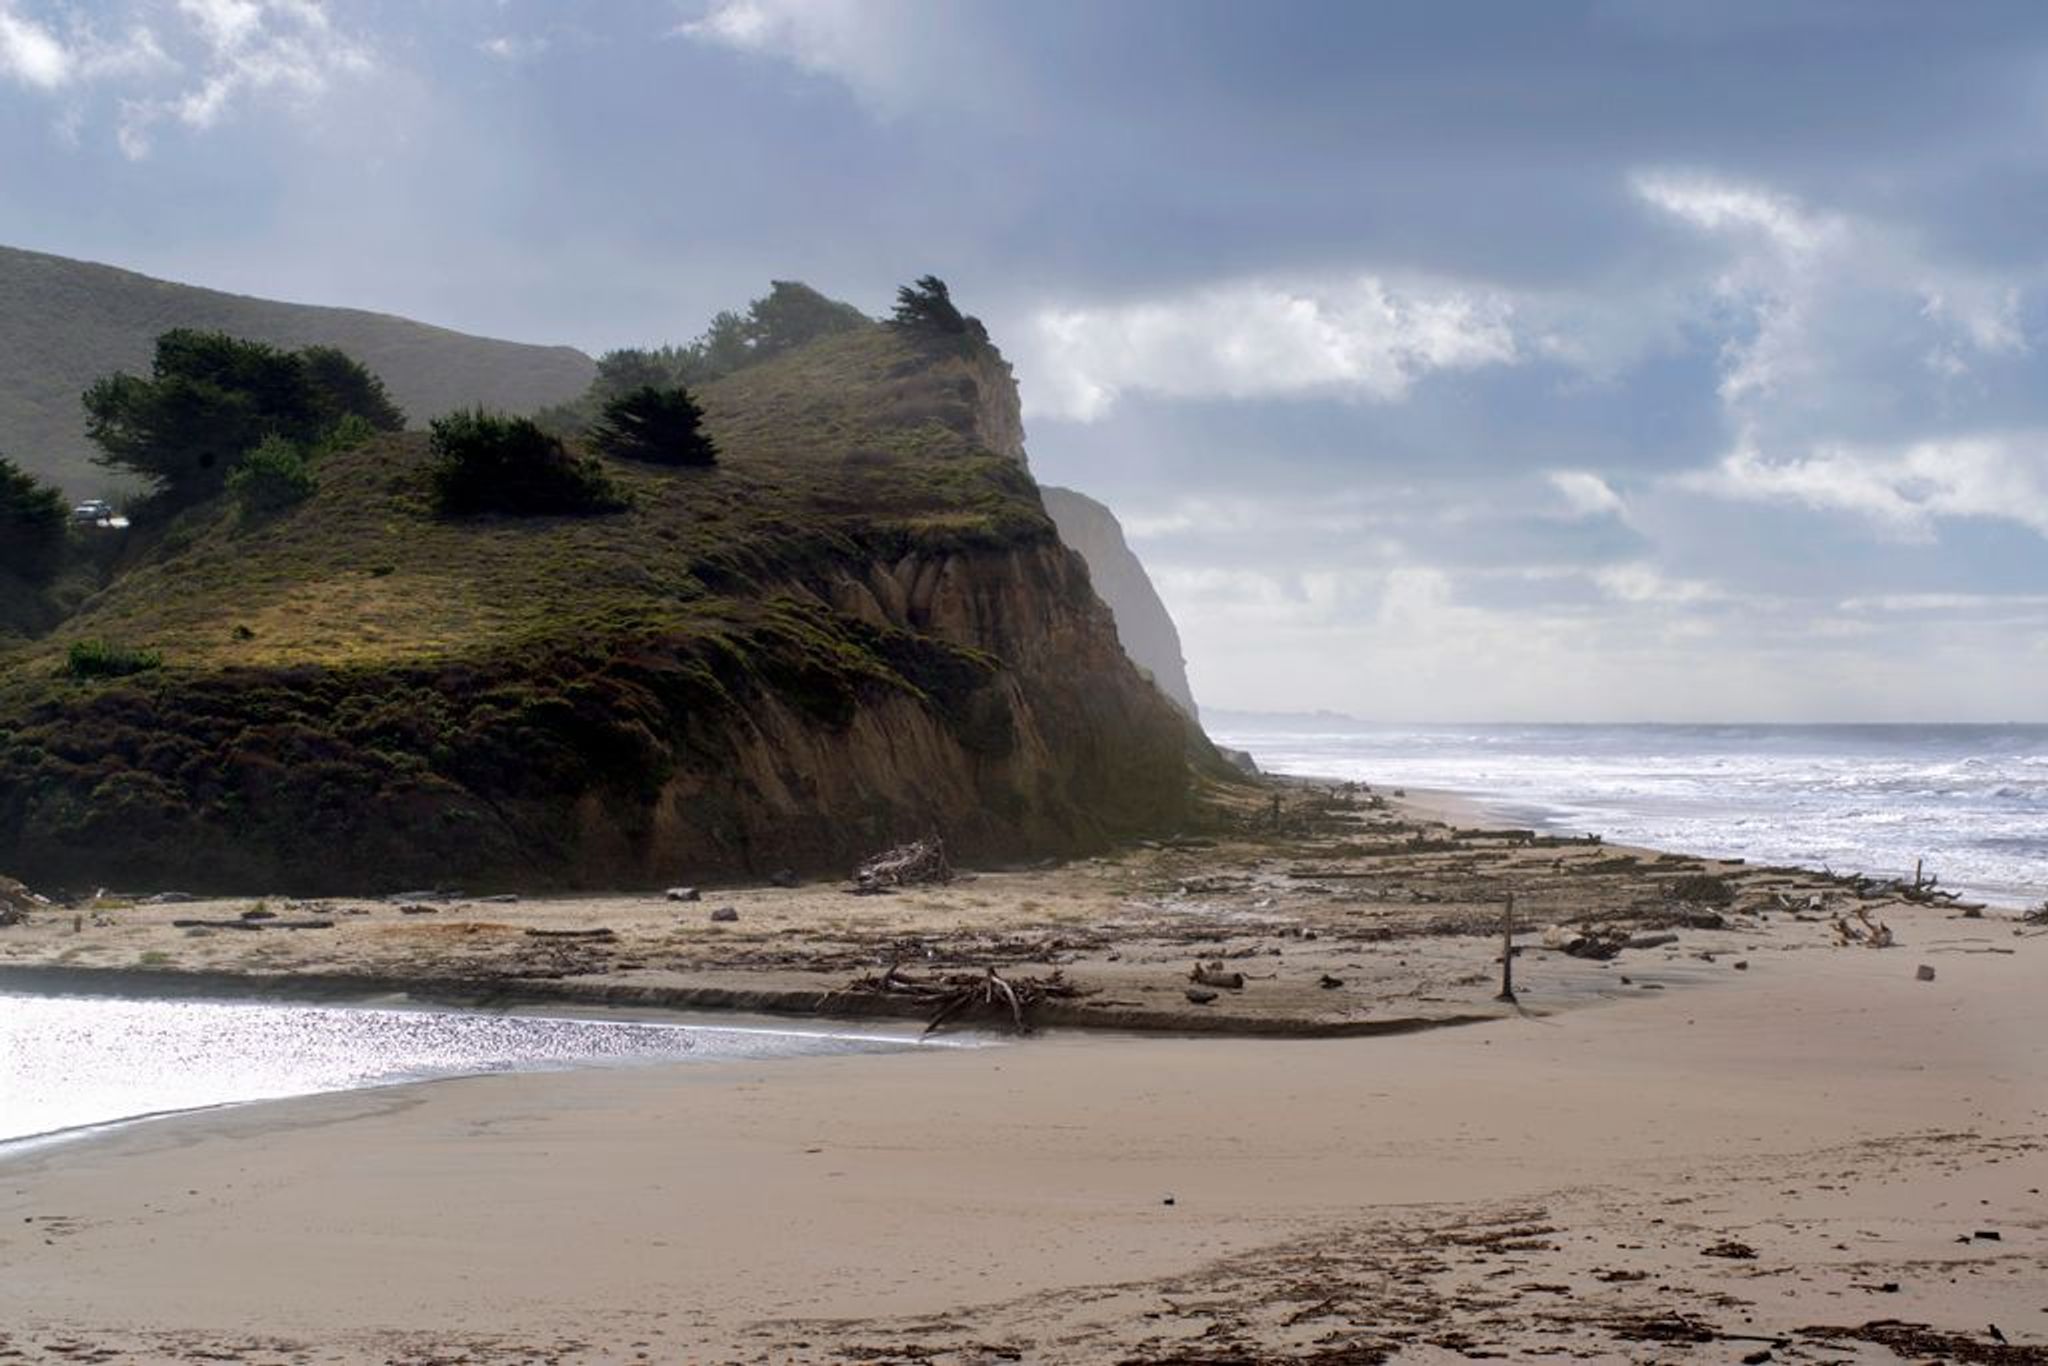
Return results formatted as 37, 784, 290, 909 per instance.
2, 783, 2045, 1363
2, 897, 2043, 1363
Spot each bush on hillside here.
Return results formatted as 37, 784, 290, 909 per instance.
0, 454, 67, 583
82, 330, 405, 502
428, 409, 626, 517
589, 385, 718, 466
227, 435, 316, 514
540, 282, 875, 435
64, 638, 162, 679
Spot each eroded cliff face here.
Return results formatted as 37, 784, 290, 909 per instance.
573, 537, 1198, 885
1041, 486, 1198, 717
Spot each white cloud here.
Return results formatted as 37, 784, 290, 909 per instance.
677, 0, 923, 111
1633, 172, 1835, 256
1682, 432, 2048, 540
1023, 274, 1517, 421
0, 4, 70, 87
0, 0, 367, 156
1592, 562, 1720, 605
1547, 470, 1625, 519
1634, 168, 2039, 416
1839, 592, 2048, 614
480, 33, 548, 62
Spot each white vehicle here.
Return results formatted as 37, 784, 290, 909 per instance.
71, 500, 127, 529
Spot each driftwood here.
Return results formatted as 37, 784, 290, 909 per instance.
1831, 907, 1895, 948
1, 874, 49, 927
524, 927, 616, 941
171, 917, 335, 931
850, 963, 1083, 1035
854, 836, 953, 891
1190, 959, 1245, 989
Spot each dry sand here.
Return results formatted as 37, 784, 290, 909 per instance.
3, 900, 2044, 1363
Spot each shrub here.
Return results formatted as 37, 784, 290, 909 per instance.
427, 409, 627, 517
65, 638, 163, 679
0, 455, 67, 583
589, 386, 718, 466
227, 435, 316, 514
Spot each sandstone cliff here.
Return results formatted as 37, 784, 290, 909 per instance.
1041, 486, 1198, 717
0, 324, 1210, 892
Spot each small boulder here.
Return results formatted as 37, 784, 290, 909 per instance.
1185, 987, 1218, 1005
710, 906, 739, 923
1916, 964, 1936, 982
768, 869, 800, 889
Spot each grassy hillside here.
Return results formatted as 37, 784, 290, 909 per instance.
0, 244, 595, 494
0, 324, 1200, 891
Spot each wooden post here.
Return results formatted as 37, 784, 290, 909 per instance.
1495, 892, 1517, 1003
1914, 858, 1924, 891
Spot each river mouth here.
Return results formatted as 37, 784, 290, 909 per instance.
0, 991, 970, 1153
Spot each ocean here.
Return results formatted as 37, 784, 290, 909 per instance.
0, 995, 952, 1151
1208, 722, 2048, 911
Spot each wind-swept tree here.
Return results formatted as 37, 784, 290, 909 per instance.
589, 386, 718, 467
889, 275, 969, 336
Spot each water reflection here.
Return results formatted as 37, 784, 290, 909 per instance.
0, 993, 942, 1148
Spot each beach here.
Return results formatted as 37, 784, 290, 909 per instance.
2, 787, 2045, 1362
2, 903, 2042, 1362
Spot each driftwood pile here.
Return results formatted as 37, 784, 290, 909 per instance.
1832, 863, 1986, 912
850, 963, 1083, 1034
853, 837, 953, 893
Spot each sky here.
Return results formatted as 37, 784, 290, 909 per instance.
2, 0, 2045, 721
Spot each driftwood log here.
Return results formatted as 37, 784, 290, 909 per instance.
525, 927, 616, 940
171, 918, 335, 931
849, 963, 1084, 1035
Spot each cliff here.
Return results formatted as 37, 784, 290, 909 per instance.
1041, 486, 1198, 717
0, 244, 596, 492
0, 324, 1213, 892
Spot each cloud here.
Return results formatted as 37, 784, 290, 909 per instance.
0, 0, 368, 156
0, 4, 68, 88
1839, 592, 2048, 614
1023, 274, 1518, 421
1548, 470, 1625, 519
676, 0, 926, 111
480, 33, 549, 63
1682, 432, 2048, 539
1591, 562, 1720, 605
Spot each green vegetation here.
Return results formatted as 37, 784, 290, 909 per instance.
428, 409, 627, 517
590, 385, 718, 466
228, 434, 318, 515
0, 455, 66, 583
83, 330, 404, 503
0, 300, 1194, 891
539, 281, 871, 435
0, 243, 595, 493
64, 638, 163, 678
